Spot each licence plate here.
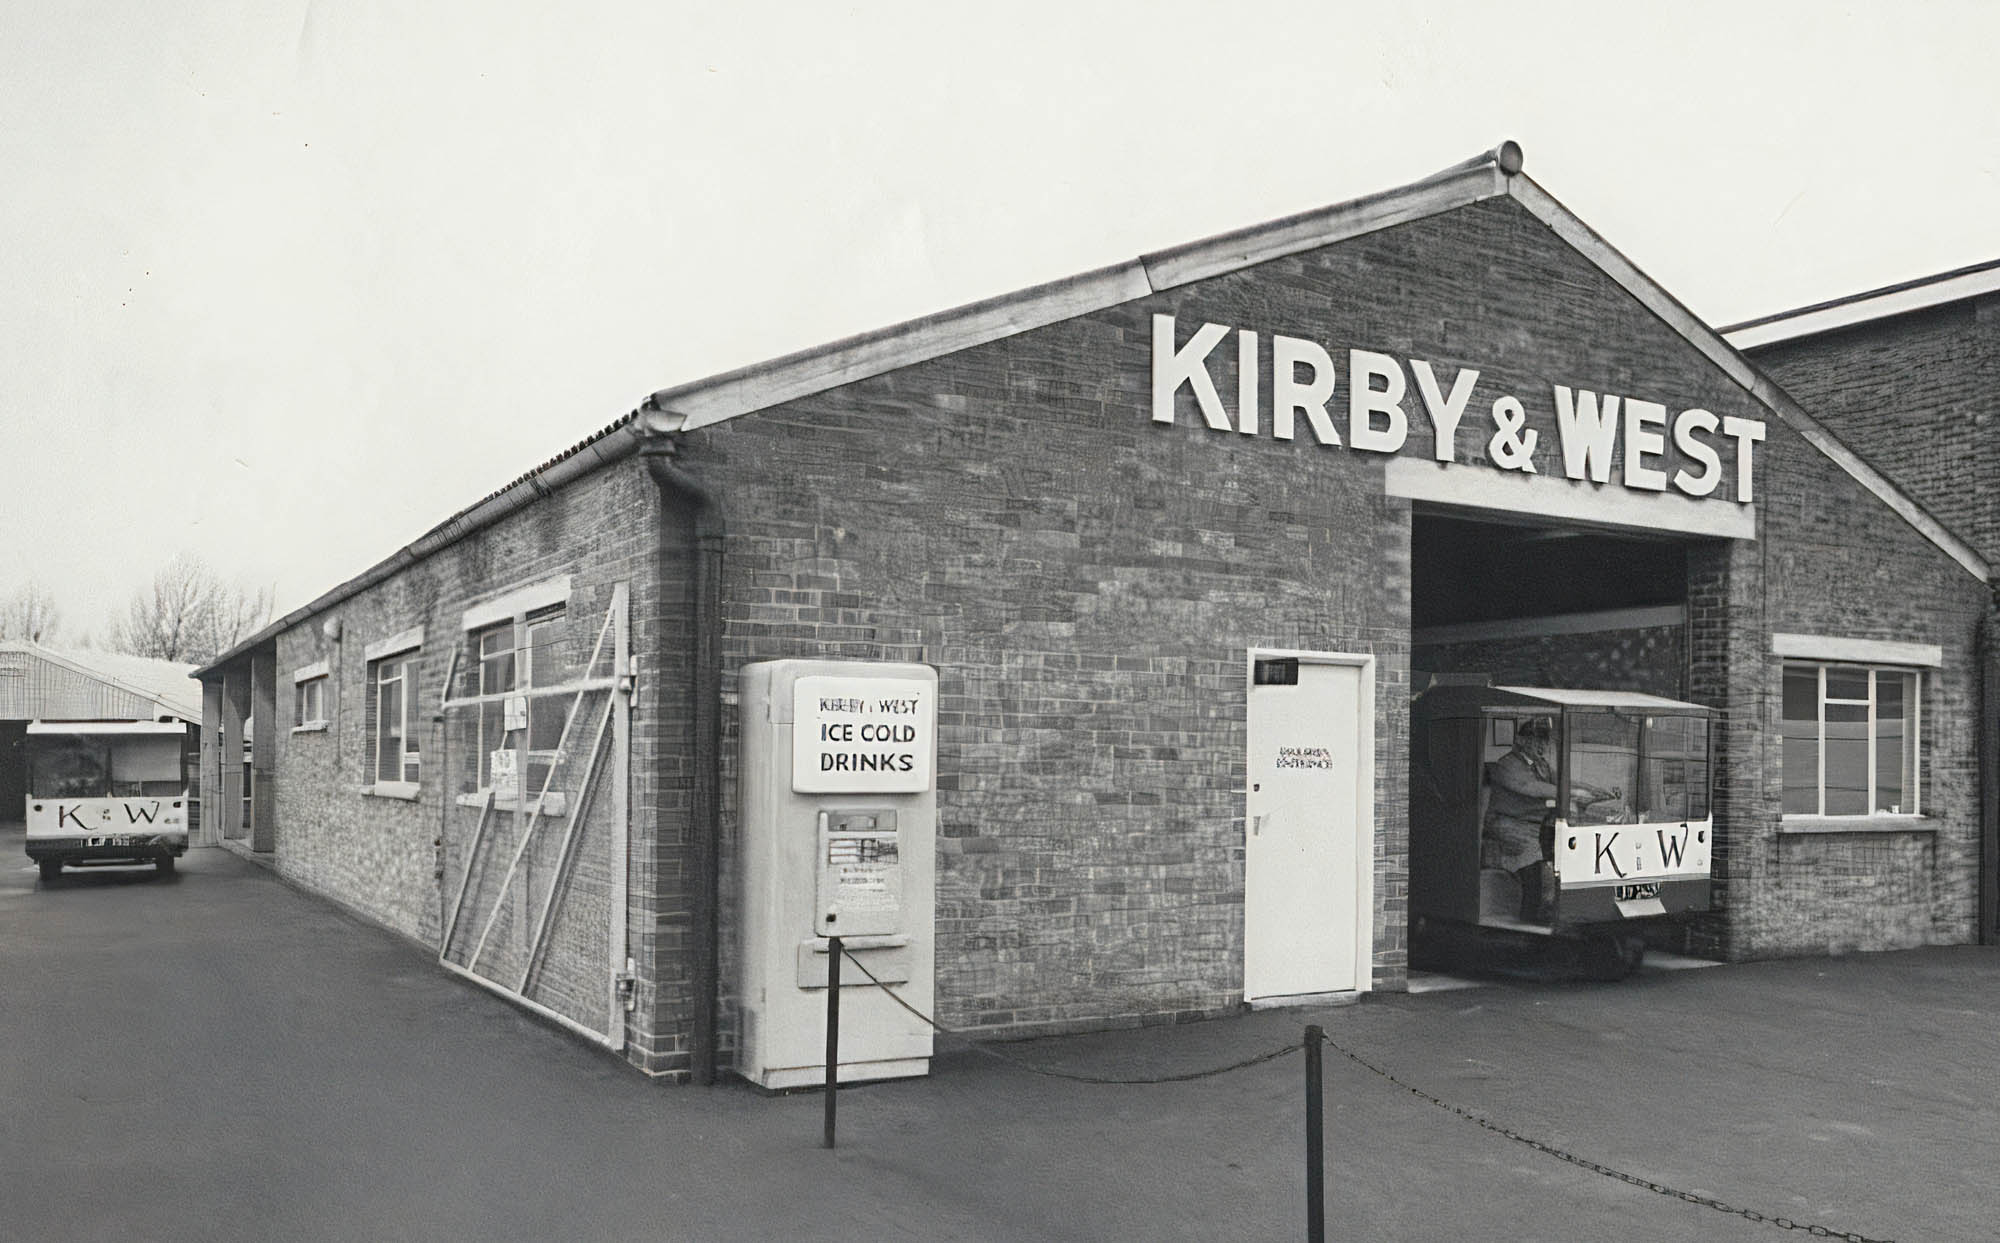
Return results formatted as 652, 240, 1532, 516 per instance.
87, 835, 139, 847
1614, 882, 1660, 902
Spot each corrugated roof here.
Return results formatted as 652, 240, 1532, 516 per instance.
0, 642, 201, 723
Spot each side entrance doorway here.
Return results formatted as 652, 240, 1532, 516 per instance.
1243, 650, 1375, 1004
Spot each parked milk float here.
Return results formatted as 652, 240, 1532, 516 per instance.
1409, 686, 1714, 979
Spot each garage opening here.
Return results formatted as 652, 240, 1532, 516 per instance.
1410, 511, 1693, 699
1407, 509, 1714, 965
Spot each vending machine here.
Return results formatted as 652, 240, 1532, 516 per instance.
735, 659, 937, 1089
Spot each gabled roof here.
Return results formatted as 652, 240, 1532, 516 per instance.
200, 143, 1989, 676
1721, 257, 2000, 350
0, 642, 201, 723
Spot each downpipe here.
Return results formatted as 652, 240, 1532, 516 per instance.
641, 434, 725, 1084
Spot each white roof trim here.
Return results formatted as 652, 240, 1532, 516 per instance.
1505, 176, 1988, 584
646, 161, 1514, 434
1771, 634, 1944, 669
1723, 265, 2000, 349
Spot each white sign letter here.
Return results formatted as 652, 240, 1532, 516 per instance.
1553, 386, 1620, 483
1237, 329, 1259, 436
1722, 415, 1767, 504
1347, 349, 1408, 454
1671, 408, 1722, 497
1622, 398, 1669, 492
1151, 315, 1232, 431
1412, 360, 1479, 464
1272, 335, 1341, 445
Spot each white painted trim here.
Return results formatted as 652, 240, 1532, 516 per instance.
1506, 176, 1988, 585
1779, 815, 1935, 835
363, 626, 424, 663
1413, 605, 1686, 648
648, 159, 1516, 433
291, 660, 329, 684
1770, 634, 1944, 669
461, 574, 573, 632
361, 781, 420, 801
1383, 458, 1756, 540
1724, 265, 2000, 349
1243, 648, 1376, 1000
1141, 166, 1505, 291
650, 262, 1153, 432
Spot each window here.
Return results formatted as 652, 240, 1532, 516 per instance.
1563, 710, 1710, 825
371, 653, 420, 786
473, 606, 568, 794
360, 626, 424, 795
1781, 663, 1920, 816
294, 676, 327, 729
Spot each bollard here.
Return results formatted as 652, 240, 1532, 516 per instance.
823, 936, 842, 1149
1305, 1023, 1325, 1243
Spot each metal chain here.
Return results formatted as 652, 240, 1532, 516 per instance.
837, 947, 1302, 1085
1320, 1033, 1896, 1243
837, 949, 1896, 1240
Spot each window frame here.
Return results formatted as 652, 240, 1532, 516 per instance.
362, 627, 424, 799
292, 660, 331, 733
1779, 660, 1923, 819
471, 604, 567, 795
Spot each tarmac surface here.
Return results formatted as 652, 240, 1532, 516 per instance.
2, 831, 1993, 1242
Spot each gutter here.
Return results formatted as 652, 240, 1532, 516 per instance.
638, 414, 725, 1086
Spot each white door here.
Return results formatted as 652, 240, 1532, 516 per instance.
1244, 653, 1373, 1002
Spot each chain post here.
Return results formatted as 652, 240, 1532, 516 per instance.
1304, 1023, 1325, 1243
822, 935, 841, 1149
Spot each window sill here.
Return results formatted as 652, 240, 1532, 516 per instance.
361, 782, 421, 802
455, 790, 568, 816
1779, 814, 1933, 835
291, 721, 330, 734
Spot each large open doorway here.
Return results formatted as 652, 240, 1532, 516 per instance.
1408, 510, 1708, 961
1411, 512, 1693, 698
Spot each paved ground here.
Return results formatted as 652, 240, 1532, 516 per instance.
2, 832, 1992, 1242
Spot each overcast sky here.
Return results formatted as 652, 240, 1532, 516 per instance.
5, 1, 1996, 640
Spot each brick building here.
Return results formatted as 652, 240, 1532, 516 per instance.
198, 145, 1996, 1082
1724, 260, 2000, 944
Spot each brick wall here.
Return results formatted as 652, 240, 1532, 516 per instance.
1748, 296, 2000, 562
1687, 414, 1989, 959
265, 457, 688, 1074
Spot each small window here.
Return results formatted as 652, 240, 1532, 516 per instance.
294, 676, 328, 729
1780, 662, 1920, 816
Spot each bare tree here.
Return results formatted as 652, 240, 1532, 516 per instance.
107, 554, 273, 665
0, 581, 61, 643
